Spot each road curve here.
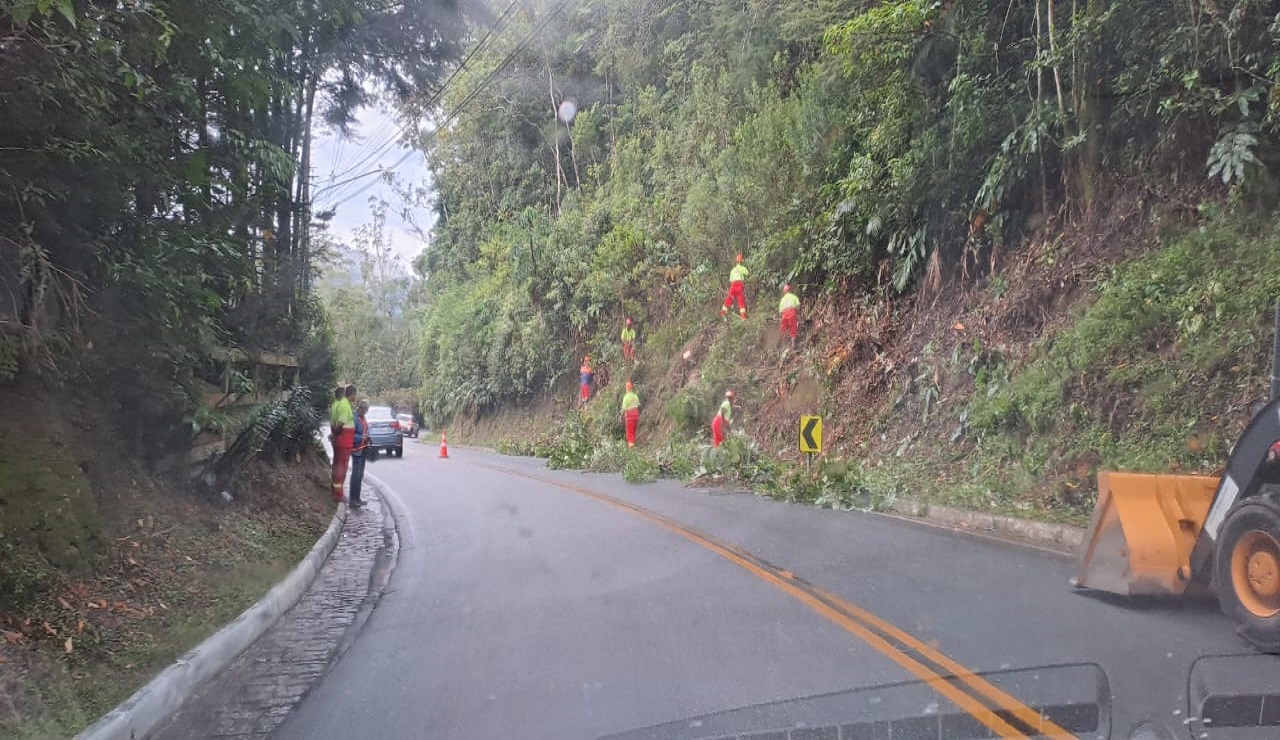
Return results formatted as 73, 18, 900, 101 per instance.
274, 439, 1271, 739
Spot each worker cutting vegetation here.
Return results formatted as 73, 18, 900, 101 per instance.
778, 283, 800, 346
720, 253, 749, 320
711, 389, 734, 448
579, 355, 594, 404
620, 381, 640, 448
621, 318, 636, 362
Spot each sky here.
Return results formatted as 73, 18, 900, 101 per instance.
310, 105, 437, 269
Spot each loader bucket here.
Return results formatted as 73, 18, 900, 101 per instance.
1073, 472, 1219, 596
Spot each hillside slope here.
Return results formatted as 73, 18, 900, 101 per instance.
414, 1, 1280, 523
457, 185, 1279, 526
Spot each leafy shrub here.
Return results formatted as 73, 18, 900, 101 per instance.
622, 454, 658, 483
654, 441, 701, 480
667, 387, 711, 436
589, 440, 631, 473
546, 412, 598, 470
695, 432, 779, 487
497, 437, 552, 458
811, 459, 900, 512
213, 386, 321, 483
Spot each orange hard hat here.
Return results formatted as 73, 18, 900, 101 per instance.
625, 317, 632, 325
725, 389, 734, 398
784, 283, 792, 292
736, 253, 744, 263
625, 380, 634, 391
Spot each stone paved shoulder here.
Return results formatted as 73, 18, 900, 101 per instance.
151, 485, 395, 739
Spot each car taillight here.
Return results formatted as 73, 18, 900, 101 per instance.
391, 421, 400, 430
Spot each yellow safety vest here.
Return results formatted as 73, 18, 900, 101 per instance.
332, 397, 354, 428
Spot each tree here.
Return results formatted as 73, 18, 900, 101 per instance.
318, 200, 420, 400
0, 0, 466, 445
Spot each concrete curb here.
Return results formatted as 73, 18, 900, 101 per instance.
884, 498, 1085, 553
76, 458, 346, 740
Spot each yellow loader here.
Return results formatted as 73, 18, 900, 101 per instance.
1074, 305, 1280, 653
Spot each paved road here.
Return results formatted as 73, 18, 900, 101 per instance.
275, 439, 1276, 740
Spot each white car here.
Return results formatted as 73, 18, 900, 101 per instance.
396, 413, 419, 438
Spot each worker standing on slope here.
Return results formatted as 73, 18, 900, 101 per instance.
621, 318, 636, 363
329, 384, 355, 503
711, 389, 734, 448
720, 253, 749, 320
580, 355, 594, 404
620, 381, 640, 448
778, 283, 800, 347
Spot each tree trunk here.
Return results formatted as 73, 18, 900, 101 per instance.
1046, 0, 1068, 131
1072, 0, 1102, 212
298, 73, 318, 297
272, 89, 291, 289
197, 74, 212, 216
541, 41, 564, 216
1034, 0, 1048, 212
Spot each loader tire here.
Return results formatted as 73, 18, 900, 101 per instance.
1215, 497, 1280, 653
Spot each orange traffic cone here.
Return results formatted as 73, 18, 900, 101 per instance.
439, 429, 449, 459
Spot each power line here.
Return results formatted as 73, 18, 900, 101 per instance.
318, 0, 523, 191
420, 0, 523, 115
330, 115, 395, 178
319, 0, 571, 211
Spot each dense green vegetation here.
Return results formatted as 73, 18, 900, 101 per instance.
0, 0, 462, 443
316, 201, 423, 403
418, 0, 1280, 424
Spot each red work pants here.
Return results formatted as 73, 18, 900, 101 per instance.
581, 383, 591, 402
622, 342, 635, 362
711, 414, 726, 447
780, 308, 798, 339
624, 408, 639, 446
722, 281, 746, 315
332, 428, 354, 502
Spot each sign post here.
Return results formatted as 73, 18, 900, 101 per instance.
799, 415, 822, 469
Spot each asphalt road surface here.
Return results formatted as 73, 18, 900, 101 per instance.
275, 439, 1278, 740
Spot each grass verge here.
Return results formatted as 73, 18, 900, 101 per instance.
0, 458, 331, 739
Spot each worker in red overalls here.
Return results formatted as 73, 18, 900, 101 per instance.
778, 283, 800, 347
620, 381, 640, 448
580, 355, 594, 404
621, 318, 636, 363
711, 389, 734, 447
720, 253, 749, 320
329, 384, 355, 502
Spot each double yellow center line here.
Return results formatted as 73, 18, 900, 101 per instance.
476, 462, 1075, 739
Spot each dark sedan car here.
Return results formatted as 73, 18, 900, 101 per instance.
365, 405, 403, 458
